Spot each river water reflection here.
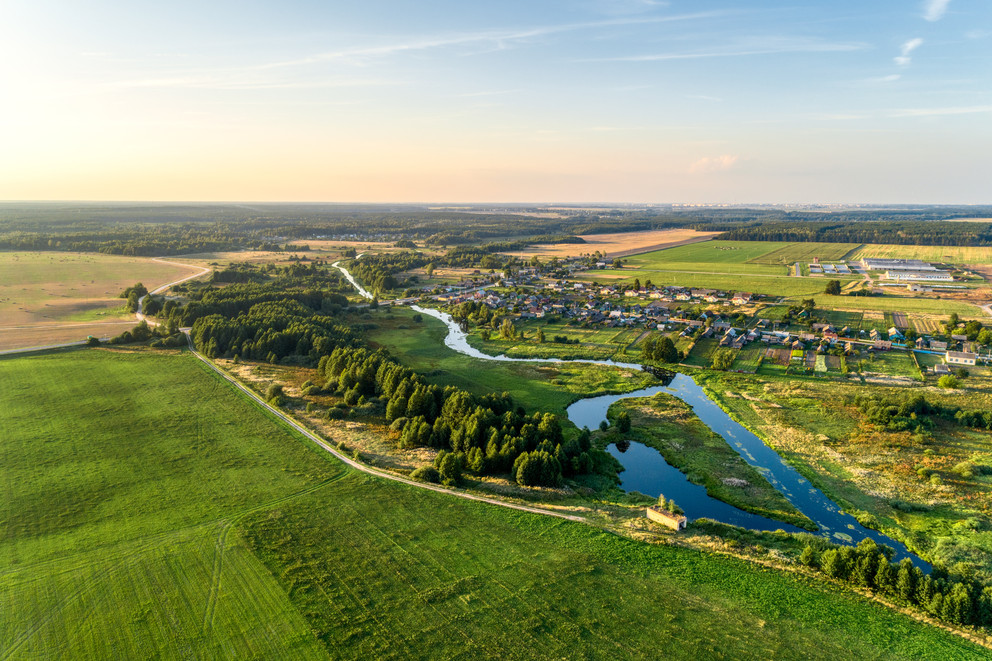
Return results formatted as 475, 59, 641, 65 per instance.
409, 304, 927, 567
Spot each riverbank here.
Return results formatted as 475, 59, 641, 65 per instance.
605, 394, 816, 530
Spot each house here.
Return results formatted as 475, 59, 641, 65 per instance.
873, 340, 893, 351
646, 506, 687, 531
946, 351, 977, 366
933, 363, 951, 375
951, 334, 968, 342
732, 292, 752, 305
931, 341, 948, 351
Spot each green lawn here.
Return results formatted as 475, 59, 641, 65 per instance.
1, 348, 988, 659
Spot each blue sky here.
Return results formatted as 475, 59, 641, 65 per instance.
0, 0, 988, 202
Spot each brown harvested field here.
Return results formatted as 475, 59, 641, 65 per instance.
505, 229, 720, 259
892, 311, 909, 329
0, 321, 137, 350
0, 251, 204, 351
170, 241, 444, 269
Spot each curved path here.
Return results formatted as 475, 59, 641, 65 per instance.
0, 257, 211, 356
182, 331, 586, 524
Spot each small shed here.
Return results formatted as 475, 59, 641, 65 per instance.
646, 506, 688, 531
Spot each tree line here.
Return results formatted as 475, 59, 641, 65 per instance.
800, 538, 992, 628
318, 346, 595, 487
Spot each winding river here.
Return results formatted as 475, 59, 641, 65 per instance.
334, 261, 926, 566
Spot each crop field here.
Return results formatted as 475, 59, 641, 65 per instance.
0, 251, 202, 351
505, 228, 720, 259
848, 244, 992, 265
0, 348, 344, 659
585, 270, 840, 298
745, 243, 860, 266
239, 474, 986, 661
619, 240, 791, 275
813, 293, 981, 316
3, 348, 985, 659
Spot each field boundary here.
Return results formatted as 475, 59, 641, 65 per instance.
607, 234, 715, 259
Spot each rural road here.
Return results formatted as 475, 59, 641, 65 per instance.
0, 258, 212, 357
183, 331, 587, 524
136, 259, 212, 322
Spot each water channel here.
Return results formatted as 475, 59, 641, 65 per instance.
334, 262, 926, 566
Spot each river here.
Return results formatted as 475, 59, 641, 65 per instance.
333, 262, 926, 566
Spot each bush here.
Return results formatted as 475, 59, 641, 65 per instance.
937, 375, 959, 389
325, 408, 345, 420
265, 383, 284, 402
410, 466, 441, 483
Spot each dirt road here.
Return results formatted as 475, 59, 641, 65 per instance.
183, 331, 587, 524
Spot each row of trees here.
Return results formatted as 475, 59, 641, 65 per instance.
800, 539, 992, 627
719, 219, 992, 247
318, 346, 594, 487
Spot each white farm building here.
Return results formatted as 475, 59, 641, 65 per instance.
862, 258, 938, 271
946, 351, 977, 366
883, 270, 953, 282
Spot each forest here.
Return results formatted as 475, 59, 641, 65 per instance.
4, 202, 992, 257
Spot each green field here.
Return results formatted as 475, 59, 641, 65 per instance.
745, 243, 860, 265
617, 241, 793, 276
586, 270, 844, 298
366, 307, 655, 418
2, 348, 990, 659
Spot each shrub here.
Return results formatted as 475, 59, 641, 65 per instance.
937, 375, 959, 389
410, 466, 441, 483
265, 383, 284, 403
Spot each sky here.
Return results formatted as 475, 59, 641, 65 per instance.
0, 0, 989, 204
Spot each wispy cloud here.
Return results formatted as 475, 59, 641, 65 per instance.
923, 0, 951, 22
257, 12, 733, 70
105, 75, 402, 91
888, 105, 992, 118
894, 38, 923, 66
584, 36, 867, 63
689, 154, 738, 174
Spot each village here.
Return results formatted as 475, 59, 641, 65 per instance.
409, 254, 987, 378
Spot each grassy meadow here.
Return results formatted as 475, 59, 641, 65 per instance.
608, 394, 814, 529
2, 348, 990, 658
365, 306, 655, 418
696, 370, 992, 581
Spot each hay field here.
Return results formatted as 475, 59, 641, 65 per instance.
506, 229, 719, 259
0, 252, 203, 350
848, 244, 992, 265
